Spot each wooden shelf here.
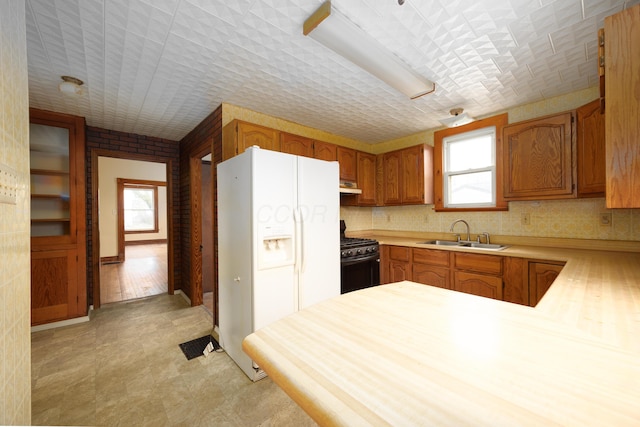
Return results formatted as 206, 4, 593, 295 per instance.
31, 193, 70, 200
31, 218, 71, 223
31, 168, 69, 176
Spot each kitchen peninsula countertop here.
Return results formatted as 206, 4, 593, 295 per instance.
243, 235, 640, 426
359, 232, 640, 355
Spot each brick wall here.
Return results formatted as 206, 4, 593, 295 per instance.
85, 127, 181, 305
179, 105, 222, 307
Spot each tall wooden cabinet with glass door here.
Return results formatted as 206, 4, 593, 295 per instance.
30, 108, 86, 326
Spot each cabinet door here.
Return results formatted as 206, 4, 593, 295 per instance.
30, 109, 87, 326
604, 4, 640, 208
503, 112, 575, 200
529, 261, 564, 306
281, 132, 313, 157
402, 145, 432, 204
337, 146, 357, 182
379, 245, 390, 284
237, 122, 280, 154
383, 150, 402, 205
413, 264, 450, 289
389, 260, 411, 282
357, 151, 377, 206
453, 271, 503, 300
314, 140, 337, 161
577, 100, 605, 197
31, 249, 81, 325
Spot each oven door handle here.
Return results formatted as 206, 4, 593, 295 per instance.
341, 254, 380, 266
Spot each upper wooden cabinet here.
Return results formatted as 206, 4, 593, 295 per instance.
576, 99, 606, 197
29, 108, 87, 326
382, 144, 433, 206
337, 146, 357, 183
503, 112, 575, 200
313, 140, 337, 161
222, 120, 280, 161
280, 132, 314, 157
382, 149, 402, 205
604, 4, 640, 208
356, 151, 377, 206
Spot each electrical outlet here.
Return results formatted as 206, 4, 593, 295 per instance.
521, 213, 531, 225
600, 212, 612, 226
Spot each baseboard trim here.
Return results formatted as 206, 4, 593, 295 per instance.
31, 305, 94, 333
175, 290, 191, 305
100, 256, 120, 265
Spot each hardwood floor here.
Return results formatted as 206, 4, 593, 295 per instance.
100, 243, 168, 304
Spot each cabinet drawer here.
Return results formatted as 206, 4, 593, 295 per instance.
454, 252, 502, 275
389, 246, 411, 262
413, 248, 450, 267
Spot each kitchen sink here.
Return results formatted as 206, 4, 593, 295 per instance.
418, 240, 461, 246
418, 240, 509, 251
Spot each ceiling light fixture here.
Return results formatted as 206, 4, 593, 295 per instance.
303, 1, 435, 99
58, 76, 84, 96
440, 108, 474, 128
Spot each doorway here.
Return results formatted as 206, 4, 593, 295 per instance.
91, 150, 174, 309
201, 154, 215, 315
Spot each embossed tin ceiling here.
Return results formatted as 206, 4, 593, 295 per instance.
24, 0, 639, 143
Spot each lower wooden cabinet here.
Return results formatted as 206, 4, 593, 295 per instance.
380, 245, 565, 307
31, 248, 84, 326
529, 261, 565, 306
412, 247, 451, 289
413, 264, 449, 289
453, 271, 503, 300
388, 246, 411, 282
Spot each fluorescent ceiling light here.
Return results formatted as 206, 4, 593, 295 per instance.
303, 1, 435, 99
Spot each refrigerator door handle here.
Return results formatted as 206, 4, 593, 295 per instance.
293, 208, 302, 274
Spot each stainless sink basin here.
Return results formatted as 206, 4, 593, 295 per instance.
468, 242, 508, 251
418, 240, 508, 251
418, 240, 461, 246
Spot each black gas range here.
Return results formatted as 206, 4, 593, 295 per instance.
339, 221, 380, 294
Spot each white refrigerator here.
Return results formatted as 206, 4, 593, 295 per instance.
217, 146, 340, 381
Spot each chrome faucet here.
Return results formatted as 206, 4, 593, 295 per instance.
450, 219, 471, 242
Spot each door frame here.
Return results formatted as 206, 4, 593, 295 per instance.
90, 148, 175, 309
188, 143, 214, 309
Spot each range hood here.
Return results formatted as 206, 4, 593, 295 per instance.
339, 181, 362, 195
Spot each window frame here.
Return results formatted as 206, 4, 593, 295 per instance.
117, 178, 165, 235
443, 126, 497, 209
123, 184, 159, 233
433, 113, 508, 212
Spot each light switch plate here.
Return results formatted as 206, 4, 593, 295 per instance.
0, 163, 18, 205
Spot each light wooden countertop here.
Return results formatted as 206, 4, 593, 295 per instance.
365, 234, 640, 355
244, 281, 640, 426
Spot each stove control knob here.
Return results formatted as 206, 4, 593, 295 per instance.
347, 250, 353, 256
356, 249, 362, 255
341, 251, 346, 257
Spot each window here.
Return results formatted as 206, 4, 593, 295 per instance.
123, 185, 158, 232
443, 127, 496, 208
433, 113, 508, 212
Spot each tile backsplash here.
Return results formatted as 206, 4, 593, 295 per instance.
341, 198, 640, 241
0, 0, 31, 424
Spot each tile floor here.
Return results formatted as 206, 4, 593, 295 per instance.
31, 294, 316, 426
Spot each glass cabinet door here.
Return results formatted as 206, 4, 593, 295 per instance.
30, 123, 73, 239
